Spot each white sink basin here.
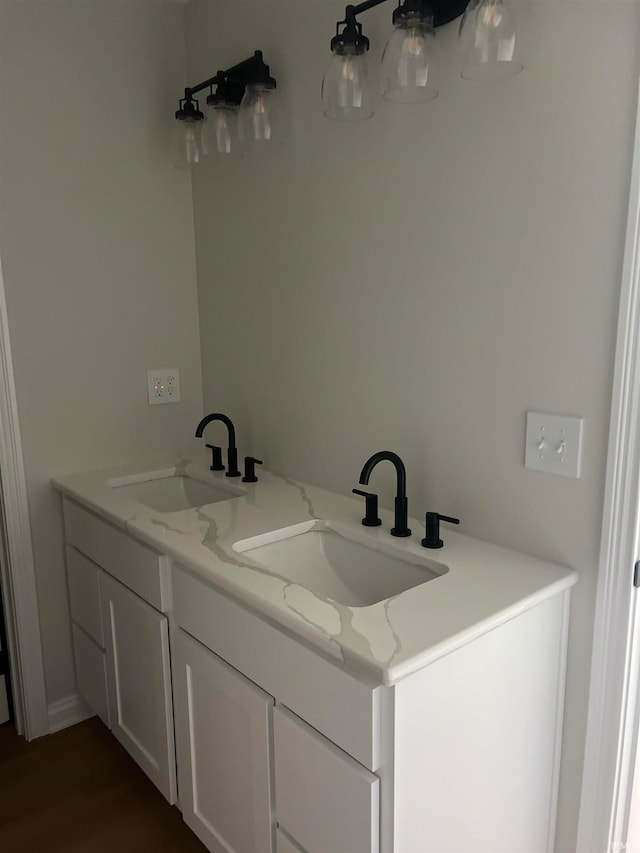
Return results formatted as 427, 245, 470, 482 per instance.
107, 471, 245, 512
234, 520, 448, 607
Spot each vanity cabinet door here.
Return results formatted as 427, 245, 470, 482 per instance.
173, 628, 275, 853
100, 572, 176, 803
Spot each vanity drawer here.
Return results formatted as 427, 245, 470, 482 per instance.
67, 546, 104, 646
173, 564, 382, 770
63, 498, 169, 611
274, 704, 380, 853
72, 623, 109, 727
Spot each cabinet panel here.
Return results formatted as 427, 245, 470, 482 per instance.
64, 497, 169, 611
67, 546, 104, 646
393, 593, 566, 853
72, 623, 109, 726
100, 572, 176, 803
274, 704, 379, 853
174, 629, 274, 853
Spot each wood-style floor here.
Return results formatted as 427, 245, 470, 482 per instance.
0, 717, 206, 852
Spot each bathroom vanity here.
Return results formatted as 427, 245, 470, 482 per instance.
53, 460, 576, 853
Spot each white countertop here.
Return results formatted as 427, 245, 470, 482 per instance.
52, 459, 577, 686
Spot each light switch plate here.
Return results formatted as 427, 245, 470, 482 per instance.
147, 369, 181, 405
525, 411, 584, 478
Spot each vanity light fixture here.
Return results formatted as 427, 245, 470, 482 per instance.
322, 0, 522, 121
173, 50, 279, 169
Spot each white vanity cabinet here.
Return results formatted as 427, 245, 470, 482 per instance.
62, 497, 176, 804
173, 564, 384, 853
172, 562, 571, 853
53, 461, 576, 853
173, 624, 381, 853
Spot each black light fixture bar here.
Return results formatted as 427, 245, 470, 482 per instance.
350, 0, 387, 15
177, 50, 275, 114
334, 0, 468, 33
187, 51, 267, 98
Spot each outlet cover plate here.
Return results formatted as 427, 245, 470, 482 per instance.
525, 411, 583, 478
147, 369, 181, 405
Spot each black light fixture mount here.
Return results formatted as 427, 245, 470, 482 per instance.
173, 50, 278, 168
175, 96, 204, 123
329, 0, 468, 51
330, 5, 371, 57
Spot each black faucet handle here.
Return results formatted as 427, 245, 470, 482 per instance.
242, 457, 263, 483
352, 488, 382, 527
422, 511, 460, 549
205, 444, 225, 472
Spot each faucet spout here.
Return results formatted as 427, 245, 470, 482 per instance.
358, 450, 407, 498
195, 413, 240, 477
195, 412, 236, 447
358, 450, 411, 537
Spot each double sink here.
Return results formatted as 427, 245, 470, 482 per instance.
108, 468, 448, 608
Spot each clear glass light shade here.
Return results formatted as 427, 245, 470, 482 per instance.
238, 84, 280, 147
322, 51, 374, 121
382, 18, 438, 103
203, 104, 240, 157
171, 119, 205, 169
172, 119, 205, 169
459, 0, 523, 81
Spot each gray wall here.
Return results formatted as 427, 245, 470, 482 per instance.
0, 0, 203, 709
186, 1, 639, 849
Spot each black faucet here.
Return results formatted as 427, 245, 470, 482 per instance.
242, 456, 263, 483
352, 488, 382, 527
422, 511, 460, 548
357, 450, 411, 537
205, 443, 225, 472
195, 413, 241, 478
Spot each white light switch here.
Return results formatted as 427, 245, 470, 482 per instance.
525, 411, 584, 478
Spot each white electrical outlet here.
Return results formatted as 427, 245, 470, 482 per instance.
147, 369, 181, 405
525, 411, 584, 478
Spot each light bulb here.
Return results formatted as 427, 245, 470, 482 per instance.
382, 15, 437, 103
203, 103, 240, 157
459, 0, 523, 81
238, 83, 280, 147
171, 118, 205, 169
322, 50, 374, 120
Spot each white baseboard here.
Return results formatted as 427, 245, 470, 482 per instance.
47, 693, 94, 733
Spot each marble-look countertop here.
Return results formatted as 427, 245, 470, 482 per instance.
52, 459, 577, 686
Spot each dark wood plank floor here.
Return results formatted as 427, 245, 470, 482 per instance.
0, 717, 206, 852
